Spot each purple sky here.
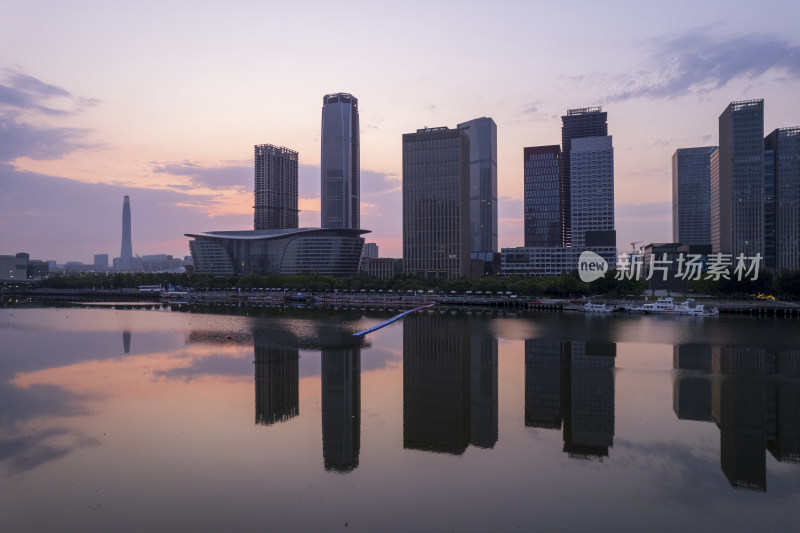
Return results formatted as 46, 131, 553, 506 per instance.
1, 1, 799, 263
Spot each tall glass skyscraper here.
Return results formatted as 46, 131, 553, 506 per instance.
570, 136, 615, 251
402, 127, 471, 279
561, 108, 608, 247
672, 146, 717, 246
321, 93, 360, 229
765, 127, 800, 271
254, 144, 299, 230
523, 145, 561, 247
457, 117, 497, 254
713, 99, 764, 257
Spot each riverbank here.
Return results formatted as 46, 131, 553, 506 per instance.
4, 287, 800, 316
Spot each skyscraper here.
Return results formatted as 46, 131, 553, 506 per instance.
570, 136, 615, 253
523, 145, 561, 247
561, 108, 608, 247
321, 93, 360, 229
672, 147, 717, 246
713, 99, 764, 257
457, 117, 498, 254
254, 144, 299, 230
765, 127, 800, 271
120, 195, 133, 271
402, 127, 471, 279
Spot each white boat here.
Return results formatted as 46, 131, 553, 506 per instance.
581, 302, 614, 313
638, 297, 718, 316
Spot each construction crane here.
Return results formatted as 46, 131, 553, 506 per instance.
630, 241, 643, 252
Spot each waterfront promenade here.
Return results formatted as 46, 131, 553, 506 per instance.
4, 287, 800, 316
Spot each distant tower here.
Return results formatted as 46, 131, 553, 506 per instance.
120, 195, 133, 270
254, 144, 299, 230
321, 93, 360, 229
457, 117, 498, 254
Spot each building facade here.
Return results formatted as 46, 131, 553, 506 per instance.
714, 100, 764, 258
457, 117, 498, 254
186, 228, 367, 276
570, 136, 616, 266
524, 145, 562, 247
254, 144, 299, 230
402, 127, 471, 279
765, 127, 800, 271
321, 93, 360, 230
672, 147, 717, 246
561, 108, 608, 247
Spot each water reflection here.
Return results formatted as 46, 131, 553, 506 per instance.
673, 345, 800, 491
254, 330, 299, 425
525, 340, 616, 459
321, 346, 360, 472
247, 319, 364, 472
402, 312, 498, 454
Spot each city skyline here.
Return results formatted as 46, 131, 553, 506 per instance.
2, 1, 800, 263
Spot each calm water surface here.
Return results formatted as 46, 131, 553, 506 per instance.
2, 305, 800, 532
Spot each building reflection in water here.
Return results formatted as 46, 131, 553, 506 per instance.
524, 340, 616, 460
321, 346, 361, 472
253, 329, 299, 426
673, 344, 800, 491
122, 331, 131, 354
403, 312, 498, 454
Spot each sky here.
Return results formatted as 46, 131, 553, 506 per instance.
1, 0, 800, 264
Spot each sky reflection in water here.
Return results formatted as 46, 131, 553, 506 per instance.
2, 306, 800, 532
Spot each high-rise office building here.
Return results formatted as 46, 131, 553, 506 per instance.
402, 127, 471, 279
765, 127, 800, 271
713, 100, 764, 257
523, 145, 562, 247
321, 93, 360, 229
120, 195, 133, 271
570, 136, 615, 251
672, 147, 717, 246
457, 117, 498, 254
561, 108, 608, 247
254, 144, 299, 230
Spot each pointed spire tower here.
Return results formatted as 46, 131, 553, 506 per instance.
120, 195, 133, 270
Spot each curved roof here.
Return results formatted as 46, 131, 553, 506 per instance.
185, 227, 370, 241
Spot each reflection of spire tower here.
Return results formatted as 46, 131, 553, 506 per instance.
562, 341, 616, 459
122, 331, 131, 354
254, 330, 299, 426
321, 348, 361, 472
120, 195, 133, 270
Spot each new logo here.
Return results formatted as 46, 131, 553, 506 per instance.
578, 251, 609, 282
